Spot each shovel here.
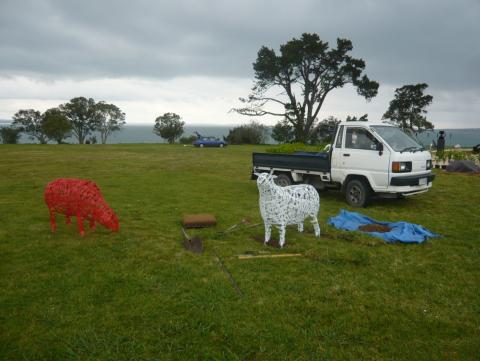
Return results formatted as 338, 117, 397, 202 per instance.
181, 227, 203, 254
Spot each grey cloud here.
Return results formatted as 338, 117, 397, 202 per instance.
1, 0, 480, 91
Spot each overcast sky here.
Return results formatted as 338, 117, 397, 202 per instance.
1, 0, 479, 128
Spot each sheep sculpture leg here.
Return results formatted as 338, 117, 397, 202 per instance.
49, 209, 56, 233
278, 225, 286, 248
264, 222, 272, 245
297, 222, 304, 232
76, 214, 85, 237
311, 215, 321, 237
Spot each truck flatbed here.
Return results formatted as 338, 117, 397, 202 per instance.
252, 151, 331, 173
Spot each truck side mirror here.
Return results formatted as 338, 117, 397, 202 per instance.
377, 142, 384, 156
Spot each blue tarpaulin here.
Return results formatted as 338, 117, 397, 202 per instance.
328, 209, 438, 244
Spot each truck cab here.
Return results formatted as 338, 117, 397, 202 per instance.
252, 121, 435, 207
330, 121, 434, 206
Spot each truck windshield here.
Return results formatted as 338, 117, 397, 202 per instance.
371, 126, 423, 152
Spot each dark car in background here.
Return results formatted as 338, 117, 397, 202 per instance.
193, 135, 227, 148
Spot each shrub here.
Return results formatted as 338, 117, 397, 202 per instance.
444, 150, 468, 161
226, 121, 268, 144
0, 126, 22, 144
179, 135, 197, 144
266, 142, 328, 154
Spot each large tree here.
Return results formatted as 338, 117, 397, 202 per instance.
234, 33, 379, 142
59, 97, 97, 144
382, 83, 433, 131
94, 102, 126, 144
12, 109, 47, 144
153, 113, 184, 144
41, 108, 72, 144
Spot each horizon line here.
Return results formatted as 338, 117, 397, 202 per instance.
0, 119, 479, 130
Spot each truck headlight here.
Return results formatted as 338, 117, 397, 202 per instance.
392, 161, 412, 173
426, 159, 432, 170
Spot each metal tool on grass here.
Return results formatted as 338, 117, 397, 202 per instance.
216, 218, 261, 236
181, 227, 203, 254
213, 250, 243, 297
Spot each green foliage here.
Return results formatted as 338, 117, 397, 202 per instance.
271, 119, 295, 144
383, 83, 434, 131
41, 108, 72, 144
179, 134, 198, 144
226, 121, 268, 144
59, 97, 98, 144
153, 112, 185, 144
346, 114, 368, 122
94, 102, 126, 144
312, 116, 341, 143
266, 142, 327, 154
443, 150, 469, 161
0, 126, 22, 144
235, 33, 379, 142
434, 149, 479, 163
12, 109, 47, 143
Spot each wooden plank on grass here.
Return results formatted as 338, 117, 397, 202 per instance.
238, 253, 303, 260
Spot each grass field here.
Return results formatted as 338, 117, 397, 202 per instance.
0, 144, 479, 360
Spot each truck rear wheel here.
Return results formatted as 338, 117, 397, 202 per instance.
274, 173, 292, 187
345, 179, 371, 207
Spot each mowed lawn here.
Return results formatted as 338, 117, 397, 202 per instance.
0, 144, 479, 361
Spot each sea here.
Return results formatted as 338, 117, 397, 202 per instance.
1, 121, 480, 147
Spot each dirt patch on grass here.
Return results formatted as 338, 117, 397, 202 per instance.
183, 236, 203, 254
250, 235, 282, 248
358, 224, 391, 233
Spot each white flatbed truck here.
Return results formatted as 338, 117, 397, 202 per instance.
252, 121, 435, 207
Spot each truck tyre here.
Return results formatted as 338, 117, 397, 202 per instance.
274, 173, 292, 187
345, 179, 371, 207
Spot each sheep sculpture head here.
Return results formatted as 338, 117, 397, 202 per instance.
255, 171, 277, 188
255, 172, 320, 248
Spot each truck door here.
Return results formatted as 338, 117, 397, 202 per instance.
332, 126, 391, 190
331, 125, 346, 182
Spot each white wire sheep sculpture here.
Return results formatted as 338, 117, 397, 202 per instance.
255, 172, 320, 248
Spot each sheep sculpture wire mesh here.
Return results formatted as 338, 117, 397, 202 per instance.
44, 178, 119, 236
255, 172, 320, 248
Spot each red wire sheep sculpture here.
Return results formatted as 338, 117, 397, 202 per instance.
44, 178, 119, 236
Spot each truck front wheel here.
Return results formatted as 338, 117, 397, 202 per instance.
345, 179, 371, 207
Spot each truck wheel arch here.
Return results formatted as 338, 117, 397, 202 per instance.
342, 174, 374, 193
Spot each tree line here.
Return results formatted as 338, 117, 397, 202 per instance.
1, 97, 125, 144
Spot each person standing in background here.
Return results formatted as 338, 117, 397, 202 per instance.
437, 130, 446, 154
